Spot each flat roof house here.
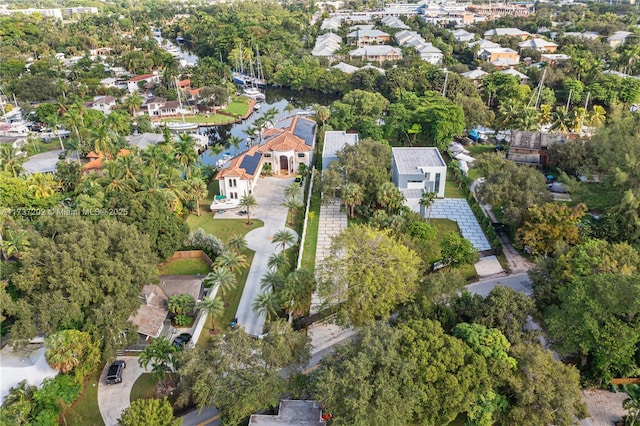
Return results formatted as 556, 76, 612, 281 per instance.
322, 131, 359, 170
391, 147, 446, 199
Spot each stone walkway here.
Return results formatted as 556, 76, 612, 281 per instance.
429, 198, 491, 251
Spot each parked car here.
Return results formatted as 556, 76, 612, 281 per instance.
106, 360, 126, 385
294, 174, 303, 186
172, 333, 192, 349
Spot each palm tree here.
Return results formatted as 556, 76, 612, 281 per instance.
227, 135, 243, 156
252, 292, 280, 321
214, 251, 249, 273
122, 94, 144, 117
260, 270, 286, 293
0, 145, 27, 177
496, 99, 520, 130
185, 177, 208, 216
283, 183, 303, 201
538, 104, 553, 126
376, 182, 404, 214
98, 160, 136, 194
267, 251, 289, 271
588, 105, 606, 128
280, 269, 316, 320
419, 191, 437, 221
199, 297, 225, 334
513, 107, 539, 131
550, 109, 572, 133
138, 336, 177, 384
238, 194, 258, 225
44, 332, 82, 373
282, 197, 303, 226
272, 229, 297, 252
284, 103, 296, 116
1, 228, 30, 261
29, 173, 61, 199
91, 124, 117, 157
315, 105, 330, 127
226, 234, 248, 254
341, 183, 364, 218
175, 133, 201, 178
203, 266, 237, 302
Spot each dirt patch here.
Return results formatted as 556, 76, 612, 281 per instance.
581, 389, 626, 426
498, 233, 535, 274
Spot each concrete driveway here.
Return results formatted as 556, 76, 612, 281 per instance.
97, 356, 149, 426
231, 176, 297, 337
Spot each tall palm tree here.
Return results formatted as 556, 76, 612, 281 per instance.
272, 229, 297, 252
376, 182, 404, 214
184, 177, 208, 216
588, 105, 607, 128
267, 251, 289, 272
199, 297, 225, 333
122, 94, 144, 117
252, 292, 280, 321
283, 183, 303, 201
226, 234, 248, 254
341, 182, 364, 218
203, 266, 237, 302
238, 194, 258, 225
282, 198, 303, 226
98, 160, 137, 194
44, 332, 82, 373
260, 270, 286, 293
214, 251, 249, 273
284, 103, 296, 116
175, 133, 201, 178
550, 109, 572, 133
227, 135, 243, 156
419, 191, 437, 221
91, 124, 118, 157
538, 104, 553, 126
513, 107, 539, 131
280, 269, 316, 320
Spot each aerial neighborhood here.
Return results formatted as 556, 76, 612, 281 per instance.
2, 0, 640, 425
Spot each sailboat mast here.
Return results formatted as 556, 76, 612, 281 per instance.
175, 78, 186, 123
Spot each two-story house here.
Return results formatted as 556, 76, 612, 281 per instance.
391, 147, 447, 199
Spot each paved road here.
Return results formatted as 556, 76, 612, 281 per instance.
97, 356, 149, 426
181, 406, 221, 426
466, 272, 533, 297
232, 176, 296, 337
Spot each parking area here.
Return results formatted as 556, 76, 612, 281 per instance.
97, 356, 149, 426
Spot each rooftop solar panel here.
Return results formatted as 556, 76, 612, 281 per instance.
239, 152, 262, 176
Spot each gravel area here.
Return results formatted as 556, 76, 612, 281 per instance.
581, 389, 626, 426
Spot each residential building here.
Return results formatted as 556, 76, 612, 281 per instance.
452, 28, 476, 43
394, 30, 442, 65
468, 3, 535, 17
468, 39, 501, 50
349, 45, 403, 62
249, 400, 326, 425
347, 27, 391, 46
507, 130, 569, 166
391, 147, 446, 198
461, 67, 489, 84
607, 31, 632, 49
331, 62, 360, 74
312, 32, 343, 58
500, 67, 529, 83
216, 116, 317, 199
322, 131, 359, 170
126, 133, 165, 150
127, 72, 160, 93
484, 27, 531, 40
478, 47, 520, 67
89, 95, 117, 115
541, 53, 571, 66
142, 96, 167, 117
562, 31, 599, 40
380, 15, 410, 29
518, 38, 558, 53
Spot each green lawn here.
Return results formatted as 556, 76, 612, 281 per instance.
186, 215, 263, 243
25, 138, 65, 156
224, 97, 251, 115
445, 168, 466, 199
466, 143, 496, 155
158, 258, 211, 276
301, 187, 321, 273
130, 373, 158, 402
161, 114, 237, 125
62, 369, 104, 426
198, 250, 255, 345
570, 182, 622, 212
429, 218, 477, 280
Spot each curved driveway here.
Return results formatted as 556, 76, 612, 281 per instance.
214, 176, 297, 337
97, 356, 149, 426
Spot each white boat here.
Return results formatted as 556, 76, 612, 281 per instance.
165, 121, 198, 131
243, 87, 266, 101
216, 153, 232, 168
210, 195, 240, 210
253, 103, 261, 111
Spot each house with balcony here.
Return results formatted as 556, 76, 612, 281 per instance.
391, 147, 447, 199
478, 47, 520, 68
394, 30, 442, 65
349, 45, 403, 63
312, 32, 343, 59
216, 116, 317, 199
89, 95, 117, 115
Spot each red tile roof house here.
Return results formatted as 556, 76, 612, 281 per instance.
127, 71, 160, 94
216, 115, 317, 200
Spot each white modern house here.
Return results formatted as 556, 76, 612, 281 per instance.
391, 147, 447, 199
322, 131, 359, 170
216, 116, 317, 199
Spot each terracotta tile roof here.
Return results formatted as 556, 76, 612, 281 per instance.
86, 151, 101, 158
129, 73, 156, 82
217, 145, 262, 180
177, 79, 191, 88
83, 158, 103, 170
258, 133, 312, 153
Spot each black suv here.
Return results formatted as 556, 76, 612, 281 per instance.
172, 333, 192, 349
106, 360, 126, 385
